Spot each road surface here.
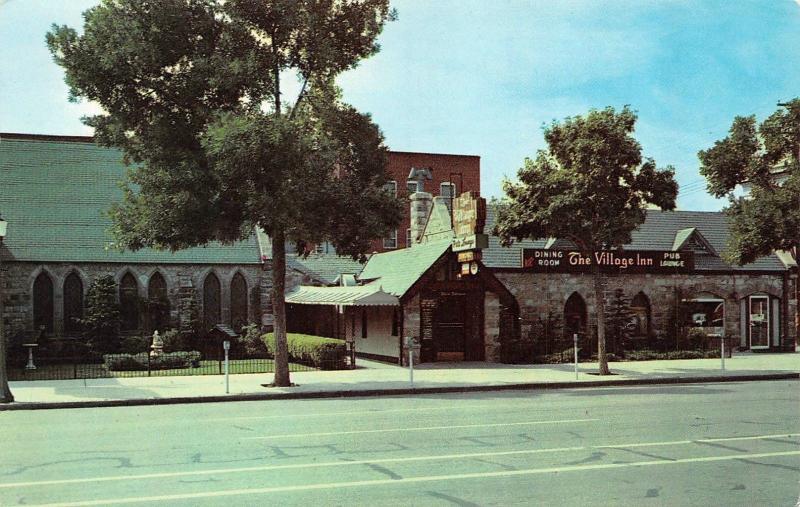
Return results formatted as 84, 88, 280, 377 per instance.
1, 380, 798, 506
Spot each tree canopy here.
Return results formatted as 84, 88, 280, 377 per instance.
494, 106, 678, 251
47, 0, 402, 386
493, 106, 678, 374
698, 99, 800, 265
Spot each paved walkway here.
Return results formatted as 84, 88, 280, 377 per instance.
2, 352, 798, 409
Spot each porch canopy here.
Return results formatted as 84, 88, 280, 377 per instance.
285, 284, 399, 306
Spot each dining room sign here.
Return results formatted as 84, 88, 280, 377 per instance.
521, 249, 694, 273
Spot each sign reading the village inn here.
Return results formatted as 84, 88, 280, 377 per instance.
521, 249, 694, 273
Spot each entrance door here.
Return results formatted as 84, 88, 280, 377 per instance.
749, 295, 770, 349
435, 294, 466, 361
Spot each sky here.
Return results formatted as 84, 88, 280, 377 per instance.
2, 0, 800, 210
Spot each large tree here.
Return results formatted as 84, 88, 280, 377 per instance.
493, 106, 678, 375
698, 99, 800, 265
47, 0, 402, 386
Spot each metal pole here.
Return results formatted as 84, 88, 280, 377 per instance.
574, 333, 579, 379
409, 347, 414, 386
721, 337, 725, 372
224, 347, 230, 394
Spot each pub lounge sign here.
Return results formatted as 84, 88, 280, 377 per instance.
521, 249, 694, 273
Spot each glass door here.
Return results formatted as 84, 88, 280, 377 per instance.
749, 296, 770, 349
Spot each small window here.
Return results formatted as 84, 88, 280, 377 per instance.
406, 228, 413, 248
383, 229, 397, 249
383, 180, 397, 197
407, 180, 419, 194
314, 242, 328, 254
440, 182, 456, 198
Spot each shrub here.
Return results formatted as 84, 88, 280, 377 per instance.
103, 351, 201, 371
241, 324, 268, 358
160, 328, 189, 353
263, 332, 346, 370
118, 335, 151, 354
81, 275, 121, 355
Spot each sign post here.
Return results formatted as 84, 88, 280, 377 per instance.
721, 337, 725, 372
223, 340, 230, 394
573, 333, 579, 380
406, 336, 420, 386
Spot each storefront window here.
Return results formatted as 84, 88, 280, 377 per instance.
681, 296, 724, 336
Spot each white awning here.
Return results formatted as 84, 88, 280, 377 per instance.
285, 285, 399, 306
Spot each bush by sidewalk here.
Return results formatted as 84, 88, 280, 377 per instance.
263, 333, 347, 370
103, 351, 201, 371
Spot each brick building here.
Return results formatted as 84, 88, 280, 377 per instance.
371, 151, 480, 252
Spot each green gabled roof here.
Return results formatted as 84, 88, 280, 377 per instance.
0, 134, 261, 264
359, 238, 451, 298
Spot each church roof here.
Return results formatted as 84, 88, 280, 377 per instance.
0, 134, 262, 264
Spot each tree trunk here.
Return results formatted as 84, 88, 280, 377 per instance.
271, 227, 291, 387
0, 260, 14, 403
592, 263, 611, 375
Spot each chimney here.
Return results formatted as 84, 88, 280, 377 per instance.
409, 191, 433, 246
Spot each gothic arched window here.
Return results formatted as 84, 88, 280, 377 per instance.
148, 272, 170, 332
564, 292, 587, 337
63, 272, 83, 333
203, 272, 221, 332
33, 272, 54, 334
119, 272, 139, 331
230, 272, 248, 331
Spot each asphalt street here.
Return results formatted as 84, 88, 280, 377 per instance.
1, 380, 798, 506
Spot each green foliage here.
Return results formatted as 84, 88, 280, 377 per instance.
699, 99, 800, 264
118, 335, 151, 354
493, 107, 678, 374
493, 106, 678, 251
241, 323, 268, 358
48, 0, 402, 386
263, 332, 346, 370
80, 275, 121, 355
103, 351, 201, 371
605, 289, 635, 352
160, 328, 189, 353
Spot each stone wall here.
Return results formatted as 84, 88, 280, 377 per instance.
401, 294, 421, 365
484, 291, 501, 362
495, 271, 797, 349
1, 261, 268, 340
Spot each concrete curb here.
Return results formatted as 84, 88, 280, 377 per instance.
1, 372, 797, 411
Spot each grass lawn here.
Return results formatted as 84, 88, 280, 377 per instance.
9, 359, 316, 381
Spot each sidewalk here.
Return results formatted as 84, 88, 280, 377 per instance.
2, 352, 798, 410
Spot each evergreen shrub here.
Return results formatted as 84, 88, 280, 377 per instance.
263, 333, 346, 370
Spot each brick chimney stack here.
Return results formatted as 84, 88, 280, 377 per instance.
409, 191, 433, 246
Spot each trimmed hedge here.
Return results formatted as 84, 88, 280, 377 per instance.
263, 333, 347, 370
103, 351, 201, 371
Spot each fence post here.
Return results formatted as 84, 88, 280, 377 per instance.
147, 352, 151, 377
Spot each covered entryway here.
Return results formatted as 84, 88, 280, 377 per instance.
434, 293, 467, 361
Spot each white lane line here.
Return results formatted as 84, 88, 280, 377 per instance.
243, 418, 599, 440
34, 450, 800, 506
2, 433, 796, 490
204, 404, 513, 421
0, 446, 587, 489
596, 433, 800, 449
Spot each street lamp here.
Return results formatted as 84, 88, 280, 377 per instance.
0, 213, 13, 403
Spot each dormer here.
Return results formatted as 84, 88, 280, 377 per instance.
672, 227, 717, 256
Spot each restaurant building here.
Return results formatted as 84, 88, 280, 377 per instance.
287, 194, 797, 363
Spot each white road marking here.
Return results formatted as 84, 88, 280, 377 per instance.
204, 404, 520, 421
33, 450, 800, 506
1, 433, 795, 490
243, 418, 599, 440
596, 433, 800, 449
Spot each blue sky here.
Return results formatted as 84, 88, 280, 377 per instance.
2, 1, 799, 210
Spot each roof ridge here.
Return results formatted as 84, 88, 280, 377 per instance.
1, 133, 96, 143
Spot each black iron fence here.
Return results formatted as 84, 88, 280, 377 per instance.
8, 338, 353, 381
